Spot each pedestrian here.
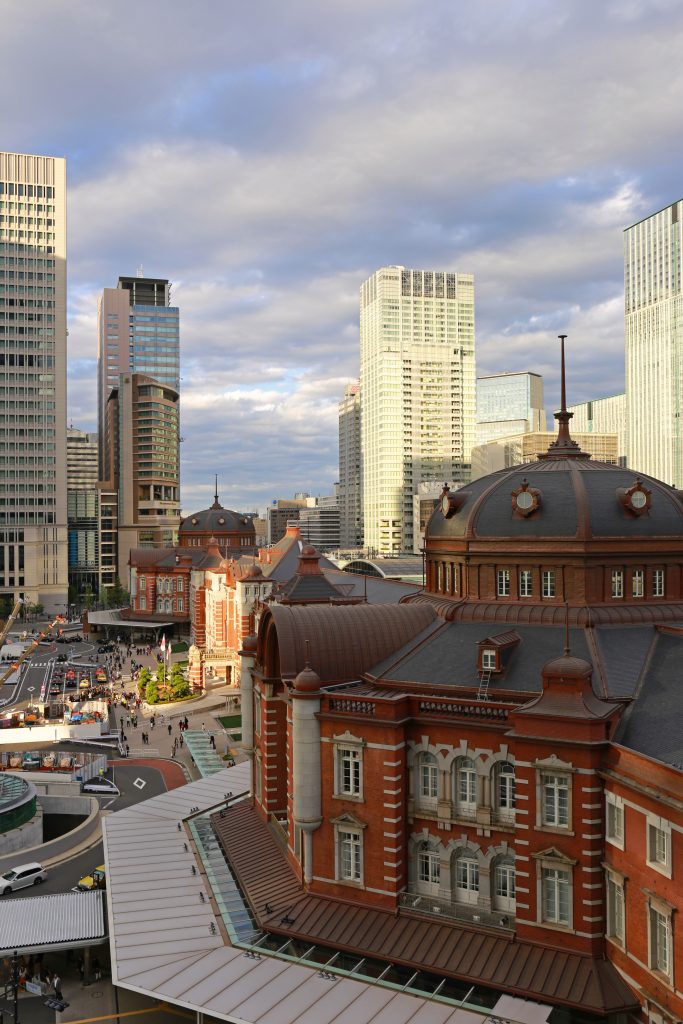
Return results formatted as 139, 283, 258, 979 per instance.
168, 723, 172, 736
125, 743, 130, 757
92, 956, 102, 981
184, 715, 189, 729
210, 734, 216, 750
150, 715, 155, 730
179, 732, 183, 748
53, 972, 63, 1001
202, 722, 207, 734
77, 957, 85, 981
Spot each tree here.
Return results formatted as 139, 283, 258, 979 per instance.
155, 663, 167, 685
170, 663, 189, 699
145, 677, 159, 704
109, 578, 129, 608
29, 602, 44, 620
83, 584, 94, 611
138, 667, 151, 698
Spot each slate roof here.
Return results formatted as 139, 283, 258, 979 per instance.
324, 569, 421, 603
616, 631, 683, 767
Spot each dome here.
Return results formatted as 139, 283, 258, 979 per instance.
179, 491, 255, 540
428, 460, 683, 543
293, 663, 321, 693
241, 633, 258, 654
542, 653, 593, 682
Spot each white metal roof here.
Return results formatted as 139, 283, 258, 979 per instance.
103, 763, 548, 1024
0, 890, 105, 952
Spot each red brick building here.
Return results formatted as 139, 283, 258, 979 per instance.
233, 380, 683, 1022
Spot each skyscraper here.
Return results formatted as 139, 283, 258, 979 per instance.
97, 275, 181, 590
567, 392, 627, 466
625, 199, 683, 484
0, 151, 67, 616
338, 381, 362, 550
360, 267, 476, 555
67, 428, 99, 603
476, 371, 545, 445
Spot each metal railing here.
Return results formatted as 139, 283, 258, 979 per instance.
398, 890, 514, 931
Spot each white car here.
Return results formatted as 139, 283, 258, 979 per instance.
1, 862, 47, 894
81, 777, 120, 795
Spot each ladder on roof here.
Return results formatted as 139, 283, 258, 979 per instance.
477, 670, 492, 701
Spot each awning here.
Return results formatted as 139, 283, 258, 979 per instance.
0, 890, 106, 953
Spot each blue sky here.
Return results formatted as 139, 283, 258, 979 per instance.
3, 0, 683, 514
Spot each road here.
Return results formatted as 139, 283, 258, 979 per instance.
0, 635, 109, 709
0, 762, 169, 896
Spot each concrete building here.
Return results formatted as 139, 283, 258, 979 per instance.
103, 374, 181, 583
67, 428, 99, 603
0, 151, 68, 616
266, 495, 310, 544
568, 392, 627, 466
471, 429, 619, 480
299, 494, 340, 551
625, 199, 683, 485
338, 381, 362, 550
360, 267, 476, 556
476, 370, 545, 445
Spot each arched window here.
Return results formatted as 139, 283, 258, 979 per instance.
453, 851, 479, 905
494, 761, 516, 823
453, 757, 477, 817
493, 855, 516, 912
156, 598, 164, 613
416, 841, 440, 895
165, 599, 172, 613
416, 753, 438, 806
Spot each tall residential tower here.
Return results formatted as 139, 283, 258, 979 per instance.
625, 200, 683, 484
360, 267, 475, 555
0, 152, 67, 616
476, 371, 545, 445
338, 381, 362, 550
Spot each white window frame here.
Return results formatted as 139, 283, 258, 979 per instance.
648, 901, 672, 979
611, 570, 623, 599
497, 569, 510, 597
653, 568, 665, 597
139, 595, 147, 611
417, 753, 438, 807
605, 792, 624, 849
541, 864, 571, 927
632, 569, 644, 598
495, 761, 516, 823
336, 826, 363, 885
606, 870, 625, 944
542, 570, 556, 598
139, 576, 146, 590
454, 757, 477, 818
178, 597, 184, 612
416, 844, 440, 895
481, 649, 496, 671
177, 577, 184, 592
454, 853, 479, 905
519, 569, 532, 597
493, 859, 516, 912
646, 815, 672, 877
541, 772, 570, 829
335, 744, 363, 800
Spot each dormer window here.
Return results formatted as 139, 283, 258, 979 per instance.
617, 479, 651, 516
511, 478, 541, 518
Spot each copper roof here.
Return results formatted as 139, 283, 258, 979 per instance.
213, 802, 638, 1017
263, 603, 436, 683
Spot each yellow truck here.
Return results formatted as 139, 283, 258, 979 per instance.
77, 865, 106, 891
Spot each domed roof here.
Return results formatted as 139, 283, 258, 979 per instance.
293, 663, 321, 693
427, 460, 683, 543
179, 487, 255, 538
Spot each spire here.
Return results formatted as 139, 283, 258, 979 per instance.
538, 334, 590, 460
211, 475, 221, 510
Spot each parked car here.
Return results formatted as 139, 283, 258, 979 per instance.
56, 653, 67, 662
81, 777, 120, 795
77, 865, 106, 891
0, 863, 47, 894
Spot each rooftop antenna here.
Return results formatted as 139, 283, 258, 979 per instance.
214, 474, 219, 507
538, 334, 588, 460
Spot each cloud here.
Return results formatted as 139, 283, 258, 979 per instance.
3, 0, 683, 511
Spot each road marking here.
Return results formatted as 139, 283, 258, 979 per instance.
133, 777, 146, 789
101, 799, 116, 809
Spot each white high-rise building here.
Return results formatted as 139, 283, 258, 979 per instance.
476, 371, 545, 445
567, 393, 627, 466
360, 266, 476, 555
625, 199, 683, 484
338, 381, 362, 550
0, 152, 67, 616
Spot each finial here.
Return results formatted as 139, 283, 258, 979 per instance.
564, 601, 570, 657
215, 474, 218, 504
538, 334, 590, 461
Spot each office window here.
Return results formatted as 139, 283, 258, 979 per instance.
542, 773, 570, 828
454, 757, 477, 817
454, 853, 479, 904
495, 761, 516, 822
139, 595, 146, 610
519, 569, 533, 597
611, 570, 623, 599
417, 843, 440, 893
653, 569, 665, 597
497, 569, 510, 596
542, 570, 556, 598
177, 577, 183, 592
417, 753, 438, 804
493, 858, 516, 912
647, 817, 671, 876
632, 570, 644, 597
139, 576, 146, 590
542, 866, 571, 925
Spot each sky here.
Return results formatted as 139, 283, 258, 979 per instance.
3, 0, 683, 515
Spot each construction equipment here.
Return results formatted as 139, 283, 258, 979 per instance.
0, 599, 25, 649
0, 615, 65, 689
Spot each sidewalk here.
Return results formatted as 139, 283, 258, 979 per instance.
106, 644, 244, 779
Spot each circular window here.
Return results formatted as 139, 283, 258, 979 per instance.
516, 490, 534, 511
191, 518, 198, 525
631, 490, 647, 509
218, 517, 225, 524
